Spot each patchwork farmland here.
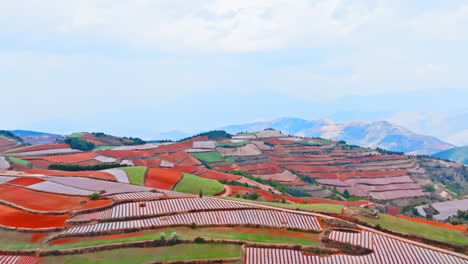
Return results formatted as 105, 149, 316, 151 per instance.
0, 129, 466, 263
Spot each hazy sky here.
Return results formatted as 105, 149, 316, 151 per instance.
1, 0, 467, 144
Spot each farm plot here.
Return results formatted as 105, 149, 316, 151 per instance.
192, 140, 216, 149
107, 192, 165, 201
190, 151, 226, 163
6, 177, 45, 186
430, 199, 468, 221
369, 189, 426, 200
27, 181, 94, 196
217, 144, 263, 157
0, 204, 68, 228
41, 244, 241, 264
253, 170, 298, 182
70, 198, 252, 222
345, 175, 414, 185
0, 255, 39, 264
24, 152, 97, 164
173, 173, 224, 196
119, 166, 147, 185
46, 176, 153, 195
64, 209, 322, 235
24, 169, 117, 181
0, 184, 110, 212
144, 168, 182, 190
4, 148, 79, 157
102, 168, 129, 183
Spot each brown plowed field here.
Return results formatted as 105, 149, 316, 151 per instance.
97, 149, 154, 159
198, 170, 240, 181
285, 165, 343, 173
132, 159, 161, 167
23, 152, 97, 163
301, 169, 408, 180
6, 144, 70, 154
6, 177, 45, 186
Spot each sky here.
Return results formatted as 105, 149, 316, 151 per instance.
1, 0, 467, 144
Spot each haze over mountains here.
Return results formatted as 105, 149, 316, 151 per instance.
220, 118, 454, 155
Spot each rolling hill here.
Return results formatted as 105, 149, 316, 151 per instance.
433, 146, 468, 165
221, 117, 454, 155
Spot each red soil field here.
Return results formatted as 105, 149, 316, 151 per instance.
31, 233, 49, 242
27, 159, 52, 169
350, 155, 408, 162
263, 138, 295, 145
97, 149, 154, 159
25, 169, 117, 181
132, 159, 161, 167
395, 215, 467, 232
386, 206, 402, 215
301, 169, 408, 180
172, 165, 199, 174
83, 138, 105, 146
278, 180, 308, 186
212, 163, 239, 171
6, 177, 45, 186
50, 232, 143, 245
237, 161, 280, 171
0, 204, 68, 228
246, 166, 284, 174
285, 165, 342, 173
144, 168, 182, 190
198, 170, 240, 181
0, 184, 111, 212
228, 185, 277, 201
170, 151, 202, 166
7, 144, 70, 154
24, 152, 97, 163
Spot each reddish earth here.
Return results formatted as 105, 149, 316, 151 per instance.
395, 215, 468, 232
212, 163, 240, 171
198, 170, 240, 181
0, 184, 111, 212
264, 138, 295, 145
27, 159, 52, 169
132, 159, 162, 167
6, 177, 45, 186
83, 138, 105, 146
227, 185, 301, 203
76, 159, 102, 166
50, 232, 143, 245
245, 166, 284, 174
30, 233, 49, 242
300, 169, 408, 180
23, 152, 97, 164
97, 149, 154, 159
173, 165, 199, 174
386, 206, 402, 215
237, 161, 280, 171
25, 169, 117, 181
168, 151, 202, 166
0, 204, 68, 228
7, 144, 70, 154
278, 180, 308, 186
285, 165, 343, 173
144, 168, 182, 190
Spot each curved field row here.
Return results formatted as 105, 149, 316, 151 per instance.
236, 161, 280, 172
46, 176, 152, 195
70, 198, 252, 221
0, 184, 111, 212
244, 166, 284, 174
0, 204, 68, 228
197, 169, 241, 181
253, 170, 298, 182
97, 149, 154, 159
119, 166, 147, 186
22, 152, 97, 164
394, 215, 468, 233
107, 192, 164, 201
102, 169, 129, 183
285, 165, 343, 173
5, 144, 70, 154
25, 169, 117, 181
131, 159, 161, 167
301, 169, 408, 180
144, 168, 182, 190
6, 177, 44, 186
64, 209, 322, 235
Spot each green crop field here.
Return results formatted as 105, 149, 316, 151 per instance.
356, 214, 468, 245
120, 166, 147, 186
191, 151, 226, 163
6, 157, 30, 166
41, 244, 241, 264
47, 227, 320, 250
69, 132, 86, 138
173, 173, 224, 196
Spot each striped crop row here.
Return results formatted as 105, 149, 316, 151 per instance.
108, 192, 165, 201
66, 209, 322, 234
70, 198, 253, 221
0, 255, 40, 264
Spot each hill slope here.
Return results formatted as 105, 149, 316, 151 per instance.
433, 146, 468, 165
221, 117, 454, 155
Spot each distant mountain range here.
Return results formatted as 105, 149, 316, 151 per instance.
221, 117, 454, 155
433, 146, 468, 165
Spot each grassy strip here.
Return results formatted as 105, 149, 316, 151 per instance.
93, 145, 118, 151
6, 157, 30, 166
223, 197, 344, 214
120, 166, 147, 186
173, 173, 224, 196
356, 214, 468, 245
47, 227, 320, 250
191, 151, 226, 163
41, 244, 241, 264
